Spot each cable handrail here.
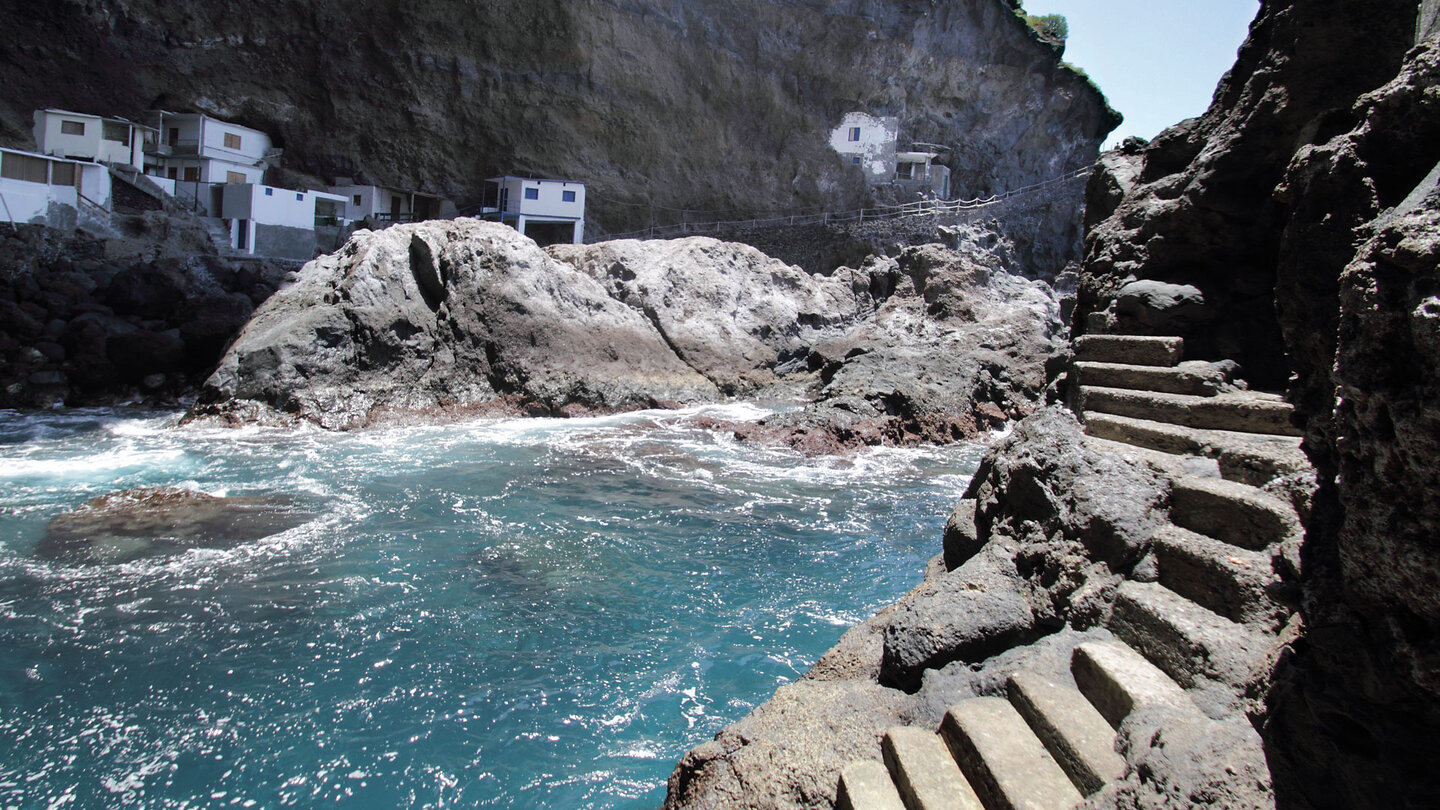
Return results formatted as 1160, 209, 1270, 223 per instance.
589, 166, 1091, 243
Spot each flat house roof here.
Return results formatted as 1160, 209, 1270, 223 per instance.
152, 110, 269, 137
896, 151, 941, 162
41, 109, 157, 134
485, 175, 585, 187
1, 146, 92, 165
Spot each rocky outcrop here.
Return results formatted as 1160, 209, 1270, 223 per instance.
0, 0, 1116, 238
194, 222, 1063, 443
730, 245, 1065, 454
0, 221, 293, 408
38, 486, 311, 564
1075, 0, 1419, 391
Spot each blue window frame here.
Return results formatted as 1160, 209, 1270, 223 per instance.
264, 187, 273, 196
562, 190, 576, 203
524, 187, 539, 200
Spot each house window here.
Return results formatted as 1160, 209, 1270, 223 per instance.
296, 193, 304, 201
524, 187, 539, 200
264, 187, 273, 196
353, 195, 362, 206
851, 156, 861, 165
896, 163, 917, 180
50, 162, 76, 187
1, 153, 51, 184
848, 127, 861, 142
224, 132, 242, 150
101, 121, 130, 145
562, 190, 576, 203
61, 120, 86, 136
226, 171, 247, 184
167, 167, 179, 180
183, 166, 200, 182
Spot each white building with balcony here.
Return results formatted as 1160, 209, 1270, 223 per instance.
829, 112, 950, 198
330, 182, 450, 225
145, 112, 280, 214
32, 109, 153, 173
481, 176, 585, 246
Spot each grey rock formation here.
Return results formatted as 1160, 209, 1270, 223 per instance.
0, 0, 1116, 237
192, 220, 719, 428
736, 245, 1065, 453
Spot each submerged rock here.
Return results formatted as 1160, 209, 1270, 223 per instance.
38, 486, 311, 564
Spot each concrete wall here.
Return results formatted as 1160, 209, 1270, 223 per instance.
253, 223, 316, 261
830, 112, 898, 183
0, 150, 95, 227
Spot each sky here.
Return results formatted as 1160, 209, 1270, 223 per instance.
1017, 0, 1261, 148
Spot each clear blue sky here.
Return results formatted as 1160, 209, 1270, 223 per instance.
1019, 0, 1261, 148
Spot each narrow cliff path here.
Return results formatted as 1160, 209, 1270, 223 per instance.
832, 333, 1310, 810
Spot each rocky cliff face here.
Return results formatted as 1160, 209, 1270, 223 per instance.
0, 0, 1116, 240
1068, 0, 1440, 805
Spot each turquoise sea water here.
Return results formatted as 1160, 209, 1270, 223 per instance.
0, 405, 982, 809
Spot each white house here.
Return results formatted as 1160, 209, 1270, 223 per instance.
829, 112, 950, 198
829, 112, 899, 184
219, 184, 348, 260
0, 147, 112, 229
32, 109, 153, 173
146, 112, 279, 213
330, 183, 449, 224
482, 176, 585, 246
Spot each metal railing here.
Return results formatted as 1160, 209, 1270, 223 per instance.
591, 167, 1092, 243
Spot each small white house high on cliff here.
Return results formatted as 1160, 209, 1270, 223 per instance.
146, 112, 279, 213
482, 176, 585, 246
32, 109, 153, 173
829, 112, 951, 198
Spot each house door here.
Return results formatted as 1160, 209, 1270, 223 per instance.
183, 166, 200, 182
168, 127, 179, 146
236, 219, 249, 251
391, 195, 402, 221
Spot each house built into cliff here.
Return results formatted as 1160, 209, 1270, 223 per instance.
218, 184, 348, 260
144, 112, 279, 214
330, 182, 450, 225
481, 176, 585, 246
32, 109, 153, 174
829, 112, 950, 198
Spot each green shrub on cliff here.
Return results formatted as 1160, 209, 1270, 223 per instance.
1026, 13, 1069, 46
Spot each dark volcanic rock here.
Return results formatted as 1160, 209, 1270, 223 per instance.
38, 486, 311, 564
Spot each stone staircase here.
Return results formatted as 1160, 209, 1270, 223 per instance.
835, 334, 1306, 808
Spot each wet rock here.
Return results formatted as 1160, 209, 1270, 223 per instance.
37, 486, 312, 564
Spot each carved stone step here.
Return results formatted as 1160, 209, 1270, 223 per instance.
836, 759, 907, 810
883, 726, 984, 810
941, 697, 1083, 810
1109, 581, 1268, 693
1074, 335, 1184, 367
1169, 476, 1300, 550
1081, 411, 1308, 486
1078, 386, 1300, 436
1006, 671, 1126, 795
1071, 639, 1197, 728
1152, 524, 1279, 625
1072, 360, 1229, 397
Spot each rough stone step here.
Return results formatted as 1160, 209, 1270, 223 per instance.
1006, 671, 1127, 795
1071, 639, 1197, 728
1082, 434, 1222, 480
940, 697, 1083, 810
1074, 335, 1184, 367
883, 726, 985, 810
1072, 360, 1230, 397
1152, 524, 1279, 625
1079, 386, 1301, 437
836, 759, 908, 810
1081, 411, 1309, 487
1169, 476, 1300, 550
1109, 581, 1269, 695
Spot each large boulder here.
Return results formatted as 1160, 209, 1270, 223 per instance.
192, 220, 720, 428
